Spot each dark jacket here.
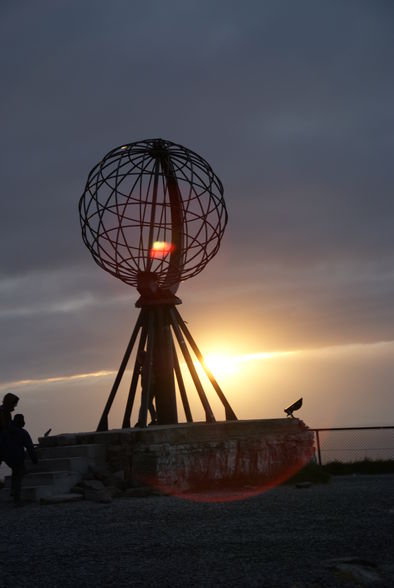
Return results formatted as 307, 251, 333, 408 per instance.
0, 406, 12, 462
0, 405, 12, 433
1, 423, 37, 467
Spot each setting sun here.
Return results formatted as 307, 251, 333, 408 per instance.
190, 348, 296, 383
203, 353, 239, 379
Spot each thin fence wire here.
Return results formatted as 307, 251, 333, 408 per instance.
311, 426, 394, 465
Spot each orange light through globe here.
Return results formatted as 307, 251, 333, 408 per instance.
150, 241, 175, 259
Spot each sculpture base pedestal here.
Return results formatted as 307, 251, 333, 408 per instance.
39, 419, 314, 498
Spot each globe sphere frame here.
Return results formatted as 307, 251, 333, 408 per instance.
79, 138, 228, 294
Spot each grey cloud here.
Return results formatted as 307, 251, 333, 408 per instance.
0, 0, 394, 400
0, 295, 132, 382
0, 266, 133, 381
183, 256, 394, 350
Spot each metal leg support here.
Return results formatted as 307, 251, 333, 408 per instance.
174, 307, 237, 421
97, 310, 143, 432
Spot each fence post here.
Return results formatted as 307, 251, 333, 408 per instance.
315, 430, 322, 466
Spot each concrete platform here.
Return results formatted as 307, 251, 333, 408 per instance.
38, 419, 314, 494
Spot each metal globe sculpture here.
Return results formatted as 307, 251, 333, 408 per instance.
79, 138, 227, 295
79, 139, 236, 431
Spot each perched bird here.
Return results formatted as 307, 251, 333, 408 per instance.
284, 397, 303, 418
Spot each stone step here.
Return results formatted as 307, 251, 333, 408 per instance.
1, 484, 54, 503
37, 443, 106, 462
40, 493, 84, 505
21, 485, 54, 502
1, 443, 108, 503
26, 456, 89, 475
4, 470, 79, 489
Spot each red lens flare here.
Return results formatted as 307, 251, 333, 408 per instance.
150, 241, 175, 259
137, 456, 311, 504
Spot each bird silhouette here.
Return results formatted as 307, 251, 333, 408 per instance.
284, 397, 303, 418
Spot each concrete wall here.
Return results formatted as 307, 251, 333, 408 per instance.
39, 419, 314, 493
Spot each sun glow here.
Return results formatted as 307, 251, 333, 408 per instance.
195, 349, 296, 381
203, 354, 239, 378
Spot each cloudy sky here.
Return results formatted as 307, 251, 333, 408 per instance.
1, 0, 394, 441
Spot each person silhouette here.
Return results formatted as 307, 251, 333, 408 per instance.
0, 392, 19, 432
2, 414, 38, 506
0, 392, 19, 465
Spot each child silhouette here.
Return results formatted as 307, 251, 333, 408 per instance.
2, 414, 38, 505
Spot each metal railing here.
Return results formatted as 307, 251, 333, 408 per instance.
310, 426, 394, 466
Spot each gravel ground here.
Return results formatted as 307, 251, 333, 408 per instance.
0, 475, 393, 588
